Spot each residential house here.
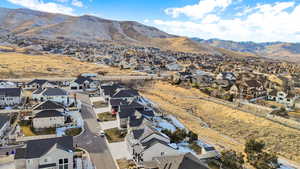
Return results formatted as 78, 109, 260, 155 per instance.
32, 100, 66, 115
165, 63, 183, 71
15, 136, 74, 169
175, 72, 193, 82
0, 88, 22, 107
0, 80, 17, 88
267, 89, 278, 101
69, 76, 98, 90
242, 80, 266, 99
144, 153, 210, 169
126, 125, 179, 165
32, 88, 70, 106
0, 114, 10, 145
117, 106, 153, 129
25, 79, 57, 90
32, 110, 65, 129
216, 72, 237, 82
276, 91, 298, 109
99, 83, 125, 100
111, 88, 140, 100
109, 98, 144, 113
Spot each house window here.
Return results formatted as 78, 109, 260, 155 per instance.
59, 158, 68, 169
64, 159, 68, 163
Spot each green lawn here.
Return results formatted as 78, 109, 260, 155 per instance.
97, 112, 116, 122
105, 128, 127, 143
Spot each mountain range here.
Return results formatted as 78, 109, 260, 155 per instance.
192, 38, 300, 62
0, 7, 299, 62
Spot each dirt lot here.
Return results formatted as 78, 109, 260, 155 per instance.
0, 52, 137, 78
141, 81, 300, 163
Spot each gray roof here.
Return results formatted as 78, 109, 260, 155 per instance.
35, 110, 64, 118
74, 76, 94, 84
33, 100, 65, 110
0, 88, 21, 97
131, 125, 169, 142
27, 79, 48, 86
149, 153, 210, 169
142, 138, 170, 150
0, 114, 10, 129
34, 88, 67, 96
15, 136, 74, 159
112, 89, 139, 98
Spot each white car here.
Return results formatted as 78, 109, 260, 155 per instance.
99, 130, 105, 137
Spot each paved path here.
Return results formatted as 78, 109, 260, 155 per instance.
74, 94, 117, 169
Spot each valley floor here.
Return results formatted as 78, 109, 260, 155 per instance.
141, 81, 300, 165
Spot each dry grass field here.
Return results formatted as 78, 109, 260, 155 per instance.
0, 52, 136, 79
141, 81, 300, 163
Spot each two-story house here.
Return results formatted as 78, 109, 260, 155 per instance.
0, 88, 22, 107
0, 80, 17, 88
144, 152, 210, 169
25, 79, 58, 90
32, 110, 65, 130
32, 88, 70, 106
15, 136, 75, 169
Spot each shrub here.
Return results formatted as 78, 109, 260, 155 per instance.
220, 150, 245, 169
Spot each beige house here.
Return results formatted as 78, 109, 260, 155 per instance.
15, 136, 74, 169
32, 110, 65, 129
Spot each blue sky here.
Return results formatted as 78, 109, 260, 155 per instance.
1, 0, 300, 42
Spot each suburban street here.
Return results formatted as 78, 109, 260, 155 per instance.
74, 95, 117, 169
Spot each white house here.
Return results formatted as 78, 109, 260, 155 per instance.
32, 88, 70, 106
0, 88, 22, 107
276, 91, 298, 109
138, 139, 179, 162
25, 79, 57, 90
0, 114, 10, 145
32, 110, 65, 129
15, 136, 74, 169
0, 80, 17, 88
69, 76, 98, 90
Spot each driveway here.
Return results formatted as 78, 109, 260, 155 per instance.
100, 121, 118, 130
0, 162, 14, 169
107, 141, 131, 160
94, 107, 110, 114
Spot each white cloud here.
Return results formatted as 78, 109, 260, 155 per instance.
7, 0, 75, 15
54, 0, 69, 3
165, 0, 232, 19
154, 1, 300, 42
72, 0, 83, 8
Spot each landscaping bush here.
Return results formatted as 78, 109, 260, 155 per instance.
220, 150, 245, 169
161, 129, 187, 143
245, 139, 279, 169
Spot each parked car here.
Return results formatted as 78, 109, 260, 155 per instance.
99, 130, 105, 137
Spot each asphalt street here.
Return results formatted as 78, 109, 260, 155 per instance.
74, 95, 117, 169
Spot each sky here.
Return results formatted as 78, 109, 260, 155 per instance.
1, 0, 300, 42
